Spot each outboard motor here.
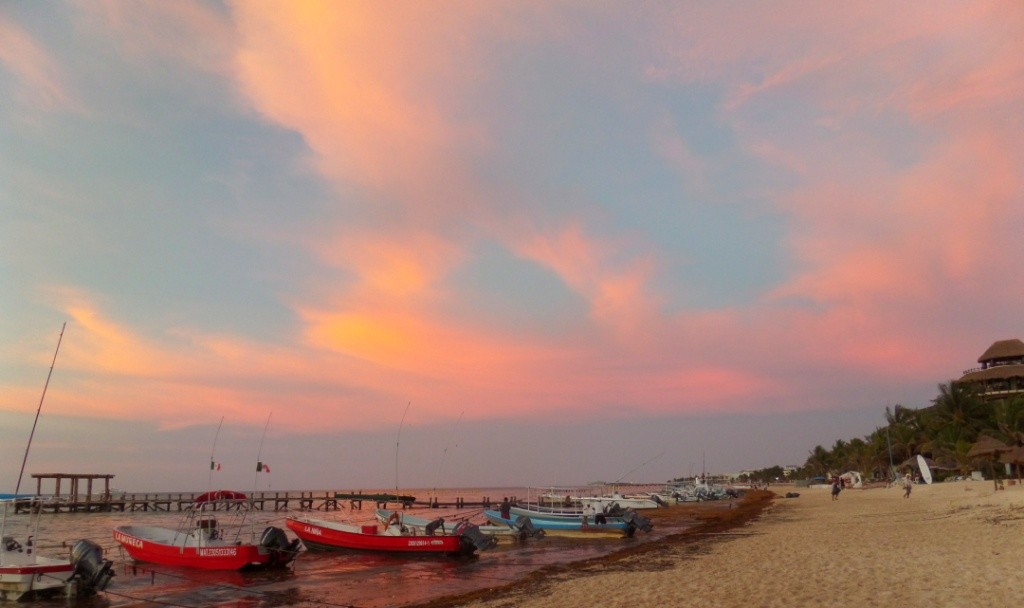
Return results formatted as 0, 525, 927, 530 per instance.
652, 494, 669, 507
510, 515, 545, 541
603, 502, 624, 517
260, 526, 302, 566
621, 509, 653, 537
453, 522, 497, 552
69, 539, 114, 592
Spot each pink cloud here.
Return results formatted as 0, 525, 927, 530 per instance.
17, 2, 1014, 433
0, 15, 79, 113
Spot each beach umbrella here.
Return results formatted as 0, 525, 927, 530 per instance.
998, 445, 1024, 483
968, 436, 1010, 490
967, 435, 1009, 459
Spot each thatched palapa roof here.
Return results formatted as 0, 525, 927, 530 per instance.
967, 435, 1010, 460
959, 364, 1024, 383
978, 339, 1024, 364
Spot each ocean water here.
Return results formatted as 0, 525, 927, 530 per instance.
4, 487, 692, 608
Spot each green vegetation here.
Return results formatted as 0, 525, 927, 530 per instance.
793, 382, 1024, 481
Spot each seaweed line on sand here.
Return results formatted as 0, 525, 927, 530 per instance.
407, 490, 775, 608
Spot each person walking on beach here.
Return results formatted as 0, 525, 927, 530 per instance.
902, 473, 913, 498
831, 479, 841, 501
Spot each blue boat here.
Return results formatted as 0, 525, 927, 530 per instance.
483, 509, 652, 537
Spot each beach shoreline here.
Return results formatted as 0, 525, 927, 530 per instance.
410, 490, 775, 608
413, 481, 1024, 608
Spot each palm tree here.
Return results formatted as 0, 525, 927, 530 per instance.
927, 381, 987, 442
830, 439, 850, 472
990, 394, 1024, 445
805, 445, 831, 477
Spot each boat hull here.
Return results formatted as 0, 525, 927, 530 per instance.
113, 526, 285, 570
483, 510, 629, 533
508, 505, 630, 522
286, 517, 474, 556
0, 559, 75, 602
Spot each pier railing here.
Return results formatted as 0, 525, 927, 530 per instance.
13, 490, 497, 514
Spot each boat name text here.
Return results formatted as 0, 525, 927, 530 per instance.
114, 532, 144, 549
198, 548, 238, 557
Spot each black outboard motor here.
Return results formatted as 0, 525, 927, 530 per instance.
260, 526, 302, 566
510, 515, 545, 541
69, 539, 114, 592
453, 522, 497, 552
652, 494, 669, 507
603, 502, 624, 517
621, 509, 653, 537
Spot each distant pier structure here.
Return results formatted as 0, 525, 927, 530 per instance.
28, 473, 115, 512
16, 473, 494, 513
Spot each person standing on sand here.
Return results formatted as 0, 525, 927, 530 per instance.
499, 497, 511, 519
902, 473, 913, 498
831, 479, 841, 501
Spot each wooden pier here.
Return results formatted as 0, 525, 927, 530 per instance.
16, 473, 499, 514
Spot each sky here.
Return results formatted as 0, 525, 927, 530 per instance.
2, 2, 1022, 493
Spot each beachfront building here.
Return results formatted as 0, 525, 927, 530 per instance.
957, 338, 1024, 402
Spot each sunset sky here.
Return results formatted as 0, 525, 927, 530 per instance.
2, 2, 1022, 492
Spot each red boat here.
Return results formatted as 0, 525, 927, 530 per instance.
113, 491, 300, 570
285, 513, 494, 557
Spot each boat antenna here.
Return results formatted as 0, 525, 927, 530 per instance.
254, 412, 272, 490
431, 410, 464, 506
208, 416, 224, 492
15, 322, 65, 496
395, 401, 410, 496
613, 452, 663, 484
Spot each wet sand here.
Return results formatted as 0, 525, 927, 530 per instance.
414, 481, 1024, 608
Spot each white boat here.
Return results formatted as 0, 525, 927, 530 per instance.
1, 326, 114, 601
1, 498, 114, 601
576, 492, 662, 510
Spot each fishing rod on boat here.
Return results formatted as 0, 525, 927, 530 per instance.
254, 412, 272, 490
208, 416, 224, 493
431, 409, 464, 507
15, 322, 65, 496
612, 452, 664, 484
395, 401, 411, 499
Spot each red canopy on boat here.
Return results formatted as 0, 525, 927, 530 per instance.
193, 490, 248, 503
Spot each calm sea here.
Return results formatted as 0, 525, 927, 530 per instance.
5, 486, 691, 608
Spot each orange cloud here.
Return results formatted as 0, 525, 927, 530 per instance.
232, 1, 487, 219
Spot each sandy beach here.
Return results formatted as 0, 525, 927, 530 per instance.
419, 480, 1024, 608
